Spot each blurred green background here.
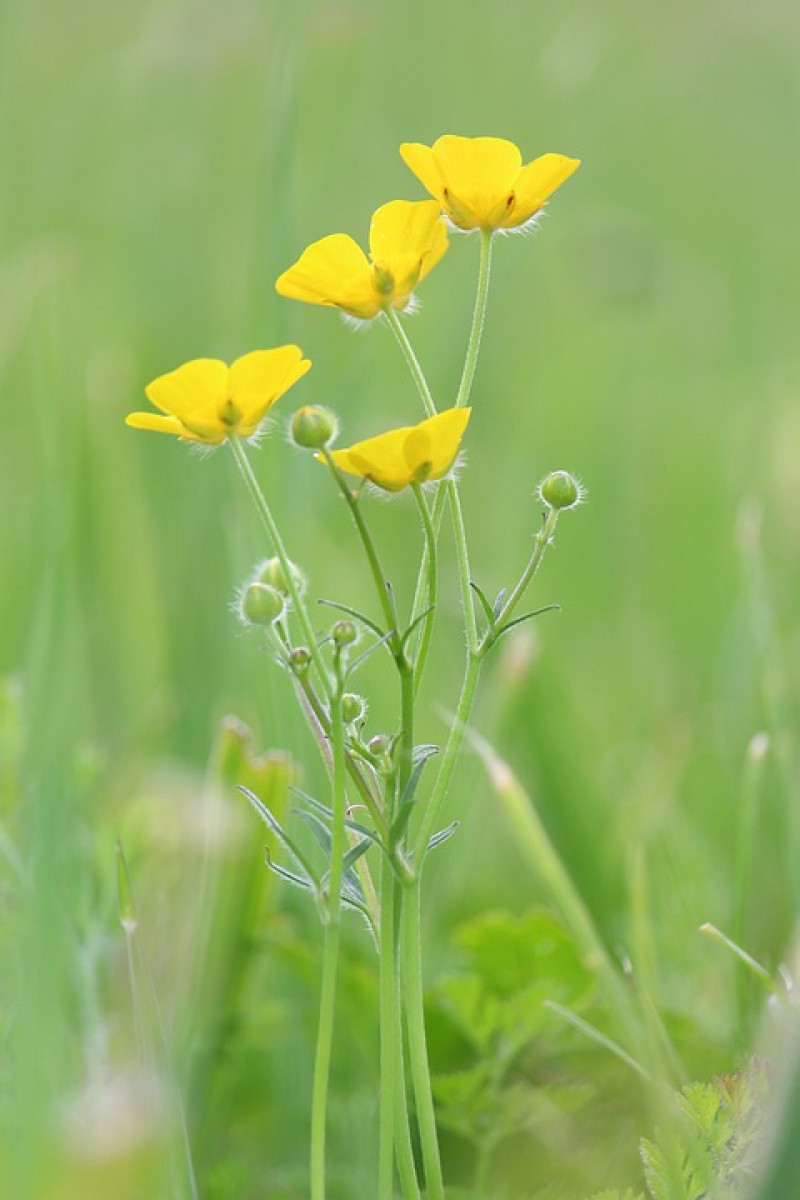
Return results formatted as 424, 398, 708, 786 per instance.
3, 0, 800, 1196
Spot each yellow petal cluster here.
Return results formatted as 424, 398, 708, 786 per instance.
275, 200, 448, 320
327, 408, 471, 492
400, 135, 580, 232
126, 348, 311, 444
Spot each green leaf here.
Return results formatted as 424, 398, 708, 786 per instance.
587, 1191, 644, 1200
290, 785, 381, 844
413, 742, 439, 765
469, 580, 494, 625
399, 605, 435, 655
317, 597, 385, 639
389, 744, 440, 846
491, 587, 508, 618
455, 908, 593, 1003
264, 849, 315, 893
490, 604, 561, 646
427, 820, 459, 852
239, 785, 318, 884
345, 630, 396, 676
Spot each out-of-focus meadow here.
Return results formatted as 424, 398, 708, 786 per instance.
3, 0, 800, 1196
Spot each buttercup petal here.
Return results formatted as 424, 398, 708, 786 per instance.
145, 358, 228, 423
125, 411, 188, 437
432, 136, 522, 227
230, 347, 312, 424
405, 408, 471, 478
368, 199, 448, 302
368, 199, 444, 265
329, 408, 471, 492
398, 143, 444, 201
275, 234, 376, 316
509, 153, 581, 226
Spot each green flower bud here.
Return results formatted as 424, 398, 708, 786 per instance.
341, 693, 365, 724
291, 405, 338, 450
539, 470, 583, 511
241, 581, 284, 627
368, 734, 391, 757
289, 646, 311, 673
257, 556, 307, 597
332, 619, 358, 647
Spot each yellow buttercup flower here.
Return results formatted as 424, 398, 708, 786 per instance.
327, 408, 471, 492
126, 347, 311, 445
275, 200, 448, 320
399, 135, 580, 232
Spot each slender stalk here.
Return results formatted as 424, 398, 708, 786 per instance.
446, 480, 478, 653
310, 688, 347, 1200
320, 448, 401, 652
410, 483, 437, 693
482, 506, 559, 652
292, 666, 389, 844
378, 825, 398, 1200
402, 882, 445, 1200
229, 436, 330, 695
413, 651, 483, 862
394, 975, 422, 1200
455, 228, 493, 409
383, 307, 437, 418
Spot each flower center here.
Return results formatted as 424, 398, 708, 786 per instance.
371, 262, 395, 297
219, 395, 242, 427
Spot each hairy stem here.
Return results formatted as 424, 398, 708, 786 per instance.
229, 436, 330, 696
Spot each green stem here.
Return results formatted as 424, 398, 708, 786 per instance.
446, 479, 478, 653
481, 506, 559, 653
229, 436, 330, 695
383, 307, 437, 418
292, 666, 389, 845
321, 448, 401, 654
393, 970, 422, 1200
410, 484, 437, 693
379, 834, 397, 1200
402, 882, 445, 1200
413, 651, 483, 862
310, 688, 346, 1200
455, 228, 493, 409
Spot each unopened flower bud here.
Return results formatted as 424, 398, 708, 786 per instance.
539, 470, 582, 511
341, 693, 365, 724
289, 646, 311, 673
332, 619, 358, 647
241, 581, 284, 627
368, 734, 391, 757
257, 556, 306, 597
291, 405, 338, 450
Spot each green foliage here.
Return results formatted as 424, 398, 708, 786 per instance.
594, 1061, 770, 1200
431, 907, 601, 1191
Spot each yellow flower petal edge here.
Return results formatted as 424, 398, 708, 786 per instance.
399, 135, 580, 231
275, 200, 448, 320
327, 408, 471, 492
126, 347, 311, 445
